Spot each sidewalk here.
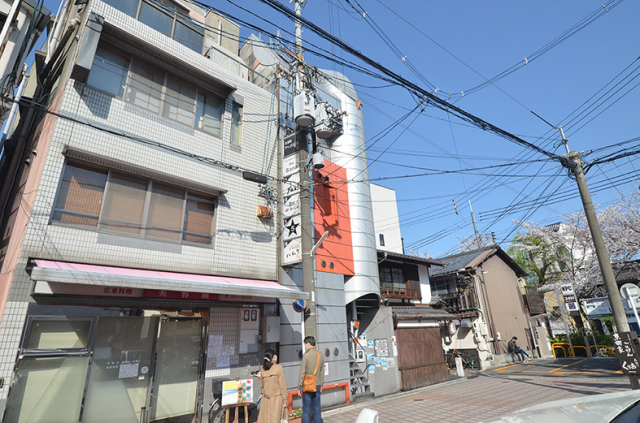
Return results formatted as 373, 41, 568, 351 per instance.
321, 372, 630, 423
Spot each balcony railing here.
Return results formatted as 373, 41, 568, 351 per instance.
380, 280, 421, 300
439, 292, 477, 313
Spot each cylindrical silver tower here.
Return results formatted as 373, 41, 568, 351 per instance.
318, 71, 380, 305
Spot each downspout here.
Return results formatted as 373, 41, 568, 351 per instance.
477, 265, 499, 354
45, 0, 70, 63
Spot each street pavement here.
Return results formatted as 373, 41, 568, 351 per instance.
321, 358, 631, 423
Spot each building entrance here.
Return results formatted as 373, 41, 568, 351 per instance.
4, 312, 205, 423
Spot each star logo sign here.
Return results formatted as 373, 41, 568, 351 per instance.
286, 219, 300, 237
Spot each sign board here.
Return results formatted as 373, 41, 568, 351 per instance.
621, 284, 640, 310
221, 379, 253, 406
583, 297, 640, 319
560, 283, 579, 312
613, 332, 640, 375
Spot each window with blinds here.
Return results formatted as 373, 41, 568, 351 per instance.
87, 45, 224, 137
53, 162, 216, 246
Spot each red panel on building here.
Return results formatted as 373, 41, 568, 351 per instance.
313, 160, 354, 275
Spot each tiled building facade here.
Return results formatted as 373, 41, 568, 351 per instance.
0, 1, 304, 421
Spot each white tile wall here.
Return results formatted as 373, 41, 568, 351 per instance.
0, 0, 280, 406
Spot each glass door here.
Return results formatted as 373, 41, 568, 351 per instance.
4, 318, 93, 423
150, 318, 204, 423
82, 316, 160, 423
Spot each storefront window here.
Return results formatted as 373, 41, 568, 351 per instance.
26, 319, 91, 350
4, 357, 89, 423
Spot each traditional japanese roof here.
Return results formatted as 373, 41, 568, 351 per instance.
613, 260, 640, 284
377, 250, 445, 267
430, 245, 527, 278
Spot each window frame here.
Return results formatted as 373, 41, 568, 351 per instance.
87, 43, 225, 138
103, 0, 204, 53
51, 160, 218, 248
21, 316, 94, 357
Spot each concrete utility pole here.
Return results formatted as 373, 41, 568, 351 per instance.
469, 199, 481, 249
294, 0, 317, 339
558, 127, 638, 386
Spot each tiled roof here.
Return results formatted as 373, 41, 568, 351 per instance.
429, 246, 495, 276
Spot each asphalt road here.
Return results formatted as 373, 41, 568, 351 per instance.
321, 358, 630, 423
487, 357, 623, 377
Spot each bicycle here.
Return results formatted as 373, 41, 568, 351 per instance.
449, 349, 477, 371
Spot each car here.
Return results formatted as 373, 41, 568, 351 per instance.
479, 389, 640, 423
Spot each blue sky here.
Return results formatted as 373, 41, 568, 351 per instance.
36, 0, 640, 258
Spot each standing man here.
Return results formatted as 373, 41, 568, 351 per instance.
298, 336, 325, 423
508, 336, 531, 361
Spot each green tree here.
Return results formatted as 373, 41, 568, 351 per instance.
508, 225, 570, 287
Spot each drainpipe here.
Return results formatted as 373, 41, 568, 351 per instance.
39, 18, 80, 84
45, 0, 70, 63
0, 64, 28, 154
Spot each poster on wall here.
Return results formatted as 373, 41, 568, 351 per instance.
375, 339, 389, 357
391, 336, 398, 357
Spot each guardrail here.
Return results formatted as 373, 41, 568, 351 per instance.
552, 342, 615, 358
551, 342, 575, 358
589, 344, 615, 357
288, 382, 350, 411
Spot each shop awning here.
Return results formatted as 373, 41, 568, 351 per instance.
30, 260, 308, 300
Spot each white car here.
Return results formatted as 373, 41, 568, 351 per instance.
480, 390, 640, 423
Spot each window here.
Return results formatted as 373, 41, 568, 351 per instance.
163, 76, 196, 126
103, 0, 139, 17
53, 162, 217, 246
138, 1, 173, 37
231, 103, 243, 146
87, 45, 225, 136
126, 59, 163, 114
431, 277, 456, 296
379, 266, 405, 288
86, 47, 130, 97
174, 18, 204, 53
104, 0, 204, 51
196, 91, 224, 137
52, 164, 107, 228
379, 233, 385, 246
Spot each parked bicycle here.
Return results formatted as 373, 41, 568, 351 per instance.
446, 349, 477, 370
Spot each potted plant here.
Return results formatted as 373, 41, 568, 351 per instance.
288, 408, 303, 423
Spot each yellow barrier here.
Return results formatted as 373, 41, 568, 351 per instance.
572, 345, 589, 357
551, 342, 575, 358
589, 344, 614, 357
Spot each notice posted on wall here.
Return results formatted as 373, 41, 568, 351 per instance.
118, 362, 139, 379
375, 339, 389, 357
216, 356, 230, 368
208, 335, 223, 357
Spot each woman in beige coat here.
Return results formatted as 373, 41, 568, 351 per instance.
258, 349, 288, 423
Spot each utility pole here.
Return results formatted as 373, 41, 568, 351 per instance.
469, 199, 481, 249
294, 0, 317, 340
558, 126, 639, 387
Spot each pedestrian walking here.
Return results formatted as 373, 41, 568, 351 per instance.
508, 336, 531, 361
298, 336, 325, 423
257, 349, 288, 423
